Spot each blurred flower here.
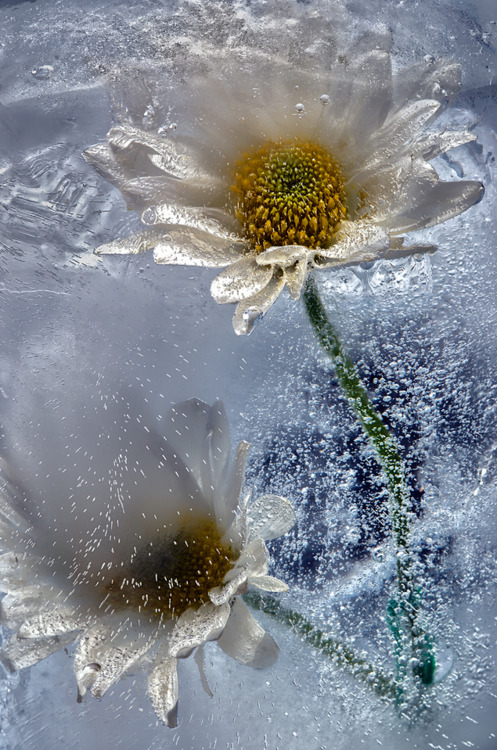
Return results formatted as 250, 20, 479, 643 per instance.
85, 24, 483, 334
0, 399, 295, 727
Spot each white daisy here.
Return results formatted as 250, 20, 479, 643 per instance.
0, 399, 295, 727
85, 23, 483, 335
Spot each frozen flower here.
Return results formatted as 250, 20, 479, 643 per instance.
0, 399, 295, 727
85, 24, 483, 334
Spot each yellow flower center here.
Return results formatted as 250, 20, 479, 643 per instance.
105, 519, 236, 620
232, 140, 348, 254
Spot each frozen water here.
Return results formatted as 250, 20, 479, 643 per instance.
0, 0, 496, 748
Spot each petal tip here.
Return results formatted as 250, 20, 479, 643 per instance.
233, 305, 263, 335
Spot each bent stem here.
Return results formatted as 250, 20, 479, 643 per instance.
244, 591, 398, 701
302, 275, 435, 692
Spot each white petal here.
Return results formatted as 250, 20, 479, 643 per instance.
87, 137, 220, 212
225, 491, 249, 552
95, 228, 162, 256
385, 179, 484, 232
339, 50, 392, 144
230, 539, 269, 581
194, 643, 214, 697
125, 419, 211, 527
155, 230, 246, 269
0, 552, 41, 593
232, 276, 286, 335
359, 155, 438, 218
284, 259, 309, 300
83, 142, 126, 185
199, 404, 233, 507
107, 125, 222, 183
147, 652, 179, 727
219, 440, 250, 536
106, 125, 219, 185
248, 575, 289, 593
96, 226, 244, 267
74, 622, 155, 699
1, 588, 44, 629
321, 32, 393, 149
67, 395, 212, 552
216, 599, 279, 668
0, 631, 76, 672
168, 601, 231, 659
203, 400, 232, 504
162, 398, 230, 502
0, 460, 31, 533
210, 256, 273, 304
409, 129, 477, 162
115, 174, 224, 209
256, 245, 310, 268
317, 222, 390, 264
209, 539, 269, 606
383, 243, 436, 260
247, 494, 296, 542
350, 99, 441, 180
208, 569, 248, 607
18, 609, 82, 639
142, 204, 240, 240
256, 246, 311, 299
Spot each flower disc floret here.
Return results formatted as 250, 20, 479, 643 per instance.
105, 519, 236, 619
232, 141, 348, 253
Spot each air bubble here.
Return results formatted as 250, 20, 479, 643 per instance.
31, 65, 54, 80
295, 103, 305, 113
158, 123, 177, 135
242, 306, 263, 334
433, 648, 456, 684
141, 207, 157, 225
143, 105, 155, 123
319, 95, 330, 106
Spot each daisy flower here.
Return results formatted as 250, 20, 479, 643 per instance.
85, 24, 483, 334
0, 398, 295, 726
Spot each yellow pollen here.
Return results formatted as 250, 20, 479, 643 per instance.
104, 519, 236, 620
232, 140, 348, 254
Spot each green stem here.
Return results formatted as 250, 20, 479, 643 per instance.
302, 275, 431, 684
244, 591, 398, 701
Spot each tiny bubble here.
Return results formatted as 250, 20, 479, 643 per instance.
143, 105, 155, 124
372, 548, 384, 562
319, 94, 330, 105
295, 103, 305, 113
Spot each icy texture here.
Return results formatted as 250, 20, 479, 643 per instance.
0, 0, 496, 749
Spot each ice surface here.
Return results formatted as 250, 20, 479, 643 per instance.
0, 0, 496, 748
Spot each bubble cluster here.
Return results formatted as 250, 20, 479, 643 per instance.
232, 140, 348, 253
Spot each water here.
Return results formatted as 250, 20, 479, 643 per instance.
1, 0, 496, 748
